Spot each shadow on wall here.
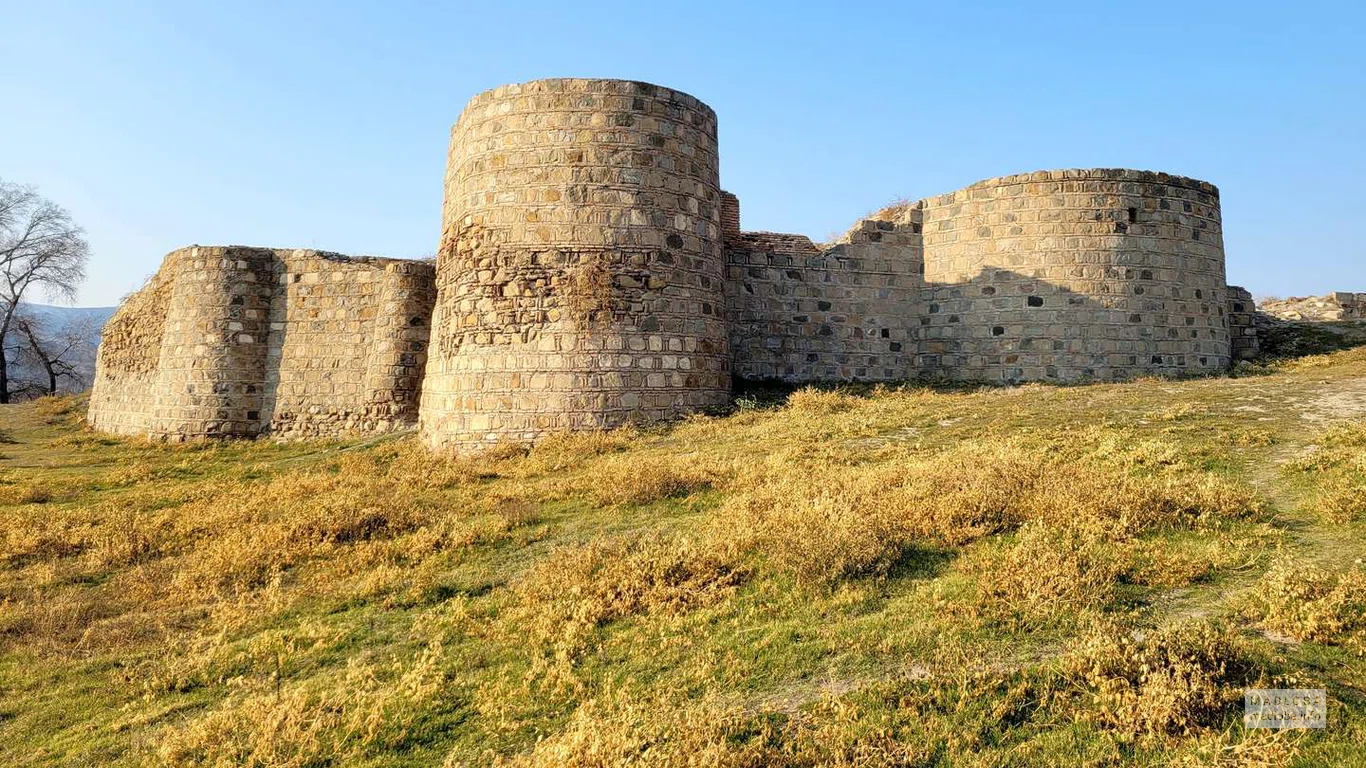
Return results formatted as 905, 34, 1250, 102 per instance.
729, 258, 1233, 385
87, 246, 436, 441
916, 267, 1231, 382
724, 168, 1236, 385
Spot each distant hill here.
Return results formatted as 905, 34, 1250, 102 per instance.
17, 303, 116, 334
3, 303, 116, 395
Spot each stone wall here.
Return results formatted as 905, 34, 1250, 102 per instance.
724, 216, 923, 382
723, 169, 1232, 384
420, 78, 730, 451
88, 246, 434, 440
87, 258, 177, 436
262, 251, 435, 439
1226, 286, 1259, 360
1260, 292, 1366, 322
916, 169, 1229, 381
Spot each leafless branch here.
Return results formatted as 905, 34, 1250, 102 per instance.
0, 178, 90, 402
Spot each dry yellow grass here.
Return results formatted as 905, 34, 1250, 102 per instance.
712, 440, 1259, 587
515, 532, 745, 662
1282, 420, 1366, 523
969, 521, 1128, 627
158, 641, 448, 768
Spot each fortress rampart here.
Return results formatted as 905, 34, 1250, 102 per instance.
419, 79, 730, 451
724, 217, 923, 382
89, 246, 434, 440
726, 170, 1242, 383
89, 78, 1263, 447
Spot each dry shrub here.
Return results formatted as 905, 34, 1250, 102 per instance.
1016, 469, 1259, 541
970, 521, 1129, 626
1320, 420, 1366, 449
1126, 536, 1249, 590
785, 387, 860, 414
491, 674, 1036, 768
0, 504, 91, 565
1243, 558, 1366, 645
1085, 429, 1194, 472
382, 441, 487, 489
165, 451, 509, 600
563, 258, 615, 330
89, 502, 176, 567
1065, 621, 1259, 738
713, 440, 1259, 586
1284, 420, 1366, 474
717, 466, 909, 585
158, 642, 447, 767
582, 453, 719, 507
33, 394, 82, 420
901, 443, 1049, 544
516, 533, 745, 656
175, 474, 431, 597
0, 481, 59, 505
870, 197, 915, 222
1225, 427, 1277, 448
1, 439, 536, 653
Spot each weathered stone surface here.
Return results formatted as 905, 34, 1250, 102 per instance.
88, 246, 435, 440
419, 78, 731, 452
89, 79, 1267, 448
728, 169, 1236, 383
1226, 286, 1260, 360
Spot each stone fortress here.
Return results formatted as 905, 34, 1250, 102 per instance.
89, 77, 1264, 450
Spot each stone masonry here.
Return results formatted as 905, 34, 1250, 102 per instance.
419, 79, 730, 451
728, 169, 1256, 383
89, 78, 1271, 447
89, 246, 434, 440
1260, 292, 1366, 322
1226, 286, 1260, 360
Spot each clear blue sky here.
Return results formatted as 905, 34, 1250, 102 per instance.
3, 0, 1362, 307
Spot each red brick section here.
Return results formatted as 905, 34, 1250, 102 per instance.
720, 191, 742, 242
726, 232, 822, 259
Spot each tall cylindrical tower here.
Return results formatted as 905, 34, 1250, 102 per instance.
420, 78, 730, 450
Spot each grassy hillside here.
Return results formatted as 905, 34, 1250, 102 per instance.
3, 328, 1366, 766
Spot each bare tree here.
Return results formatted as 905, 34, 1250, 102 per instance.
0, 180, 89, 403
6, 311, 93, 397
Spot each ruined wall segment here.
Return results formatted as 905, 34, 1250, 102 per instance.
916, 169, 1229, 382
1226, 286, 1259, 360
87, 252, 178, 435
88, 246, 435, 441
725, 209, 924, 382
420, 78, 730, 451
263, 252, 436, 439
1260, 292, 1366, 322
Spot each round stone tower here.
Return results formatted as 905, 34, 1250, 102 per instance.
420, 78, 730, 450
917, 169, 1229, 381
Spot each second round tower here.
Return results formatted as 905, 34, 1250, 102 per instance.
420, 78, 730, 450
